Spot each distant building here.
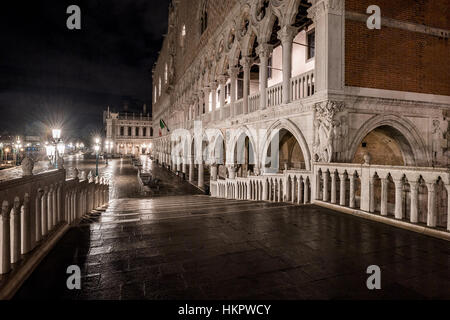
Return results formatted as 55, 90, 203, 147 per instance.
104, 105, 153, 155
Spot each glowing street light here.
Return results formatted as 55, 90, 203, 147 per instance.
52, 128, 62, 169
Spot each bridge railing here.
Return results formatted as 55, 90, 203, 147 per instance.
0, 169, 109, 275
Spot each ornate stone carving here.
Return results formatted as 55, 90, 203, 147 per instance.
21, 156, 34, 176
313, 100, 344, 162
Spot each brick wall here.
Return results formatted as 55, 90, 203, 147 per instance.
345, 0, 450, 96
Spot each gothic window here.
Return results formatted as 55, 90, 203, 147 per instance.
150, 127, 154, 137
120, 127, 124, 136
128, 127, 132, 136
143, 127, 147, 137
307, 30, 315, 60
200, 1, 208, 35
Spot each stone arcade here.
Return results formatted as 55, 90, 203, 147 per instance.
152, 0, 450, 237
150, 0, 450, 237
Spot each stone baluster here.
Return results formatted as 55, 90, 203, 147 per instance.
304, 179, 309, 204
394, 179, 404, 220
35, 192, 42, 244
349, 174, 356, 208
41, 187, 48, 236
323, 170, 329, 202
298, 178, 304, 204
262, 179, 268, 201
369, 176, 375, 213
47, 186, 53, 231
339, 173, 346, 206
380, 178, 388, 216
330, 171, 337, 204
426, 182, 436, 227
1, 201, 11, 274
11, 197, 21, 264
409, 181, 419, 223
21, 193, 30, 254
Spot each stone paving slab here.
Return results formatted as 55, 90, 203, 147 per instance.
13, 193, 450, 300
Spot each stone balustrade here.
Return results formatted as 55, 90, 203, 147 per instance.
291, 70, 315, 101
248, 93, 260, 113
313, 163, 450, 231
0, 169, 109, 275
211, 163, 450, 235
267, 83, 283, 108
210, 170, 312, 204
234, 99, 244, 116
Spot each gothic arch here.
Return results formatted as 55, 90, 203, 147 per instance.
261, 119, 312, 170
348, 114, 431, 166
227, 126, 258, 166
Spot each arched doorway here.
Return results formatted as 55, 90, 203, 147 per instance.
265, 129, 305, 173
233, 133, 255, 178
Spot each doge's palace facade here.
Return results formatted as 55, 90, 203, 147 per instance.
151, 0, 450, 237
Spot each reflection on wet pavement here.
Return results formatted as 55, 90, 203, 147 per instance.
12, 158, 450, 300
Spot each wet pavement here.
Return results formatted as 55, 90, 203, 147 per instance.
13, 161, 450, 300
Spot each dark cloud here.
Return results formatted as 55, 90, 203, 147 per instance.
0, 0, 170, 141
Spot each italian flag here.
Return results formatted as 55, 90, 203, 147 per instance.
160, 119, 170, 133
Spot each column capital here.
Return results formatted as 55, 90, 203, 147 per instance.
256, 43, 273, 58
240, 56, 253, 68
218, 74, 228, 84
228, 67, 240, 77
308, 0, 344, 21
277, 25, 298, 44
210, 81, 218, 90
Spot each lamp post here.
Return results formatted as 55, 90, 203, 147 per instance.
52, 129, 62, 169
94, 137, 101, 176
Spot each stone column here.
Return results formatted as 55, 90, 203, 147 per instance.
426, 182, 436, 227
240, 57, 251, 114
349, 174, 355, 208
257, 43, 272, 111
11, 197, 21, 263
229, 67, 239, 118
380, 178, 388, 216
278, 25, 297, 104
330, 171, 337, 204
189, 157, 194, 182
323, 171, 329, 202
47, 187, 53, 231
203, 86, 210, 114
394, 179, 404, 220
198, 162, 204, 188
0, 201, 11, 274
339, 173, 346, 206
409, 181, 419, 223
210, 81, 217, 120
218, 75, 227, 119
182, 158, 187, 175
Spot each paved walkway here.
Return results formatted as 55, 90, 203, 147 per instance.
13, 163, 450, 300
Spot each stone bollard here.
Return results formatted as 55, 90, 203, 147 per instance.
21, 193, 30, 254
80, 170, 87, 181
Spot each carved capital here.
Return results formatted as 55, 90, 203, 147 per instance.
308, 0, 344, 21
256, 43, 273, 59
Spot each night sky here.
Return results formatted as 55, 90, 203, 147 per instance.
0, 0, 170, 142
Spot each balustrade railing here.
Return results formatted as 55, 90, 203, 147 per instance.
267, 83, 283, 108
211, 163, 450, 235
234, 99, 244, 116
291, 70, 315, 101
0, 169, 110, 275
248, 93, 260, 113
222, 104, 230, 120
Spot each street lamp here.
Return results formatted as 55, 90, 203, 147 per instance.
52, 128, 62, 169
94, 144, 100, 176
